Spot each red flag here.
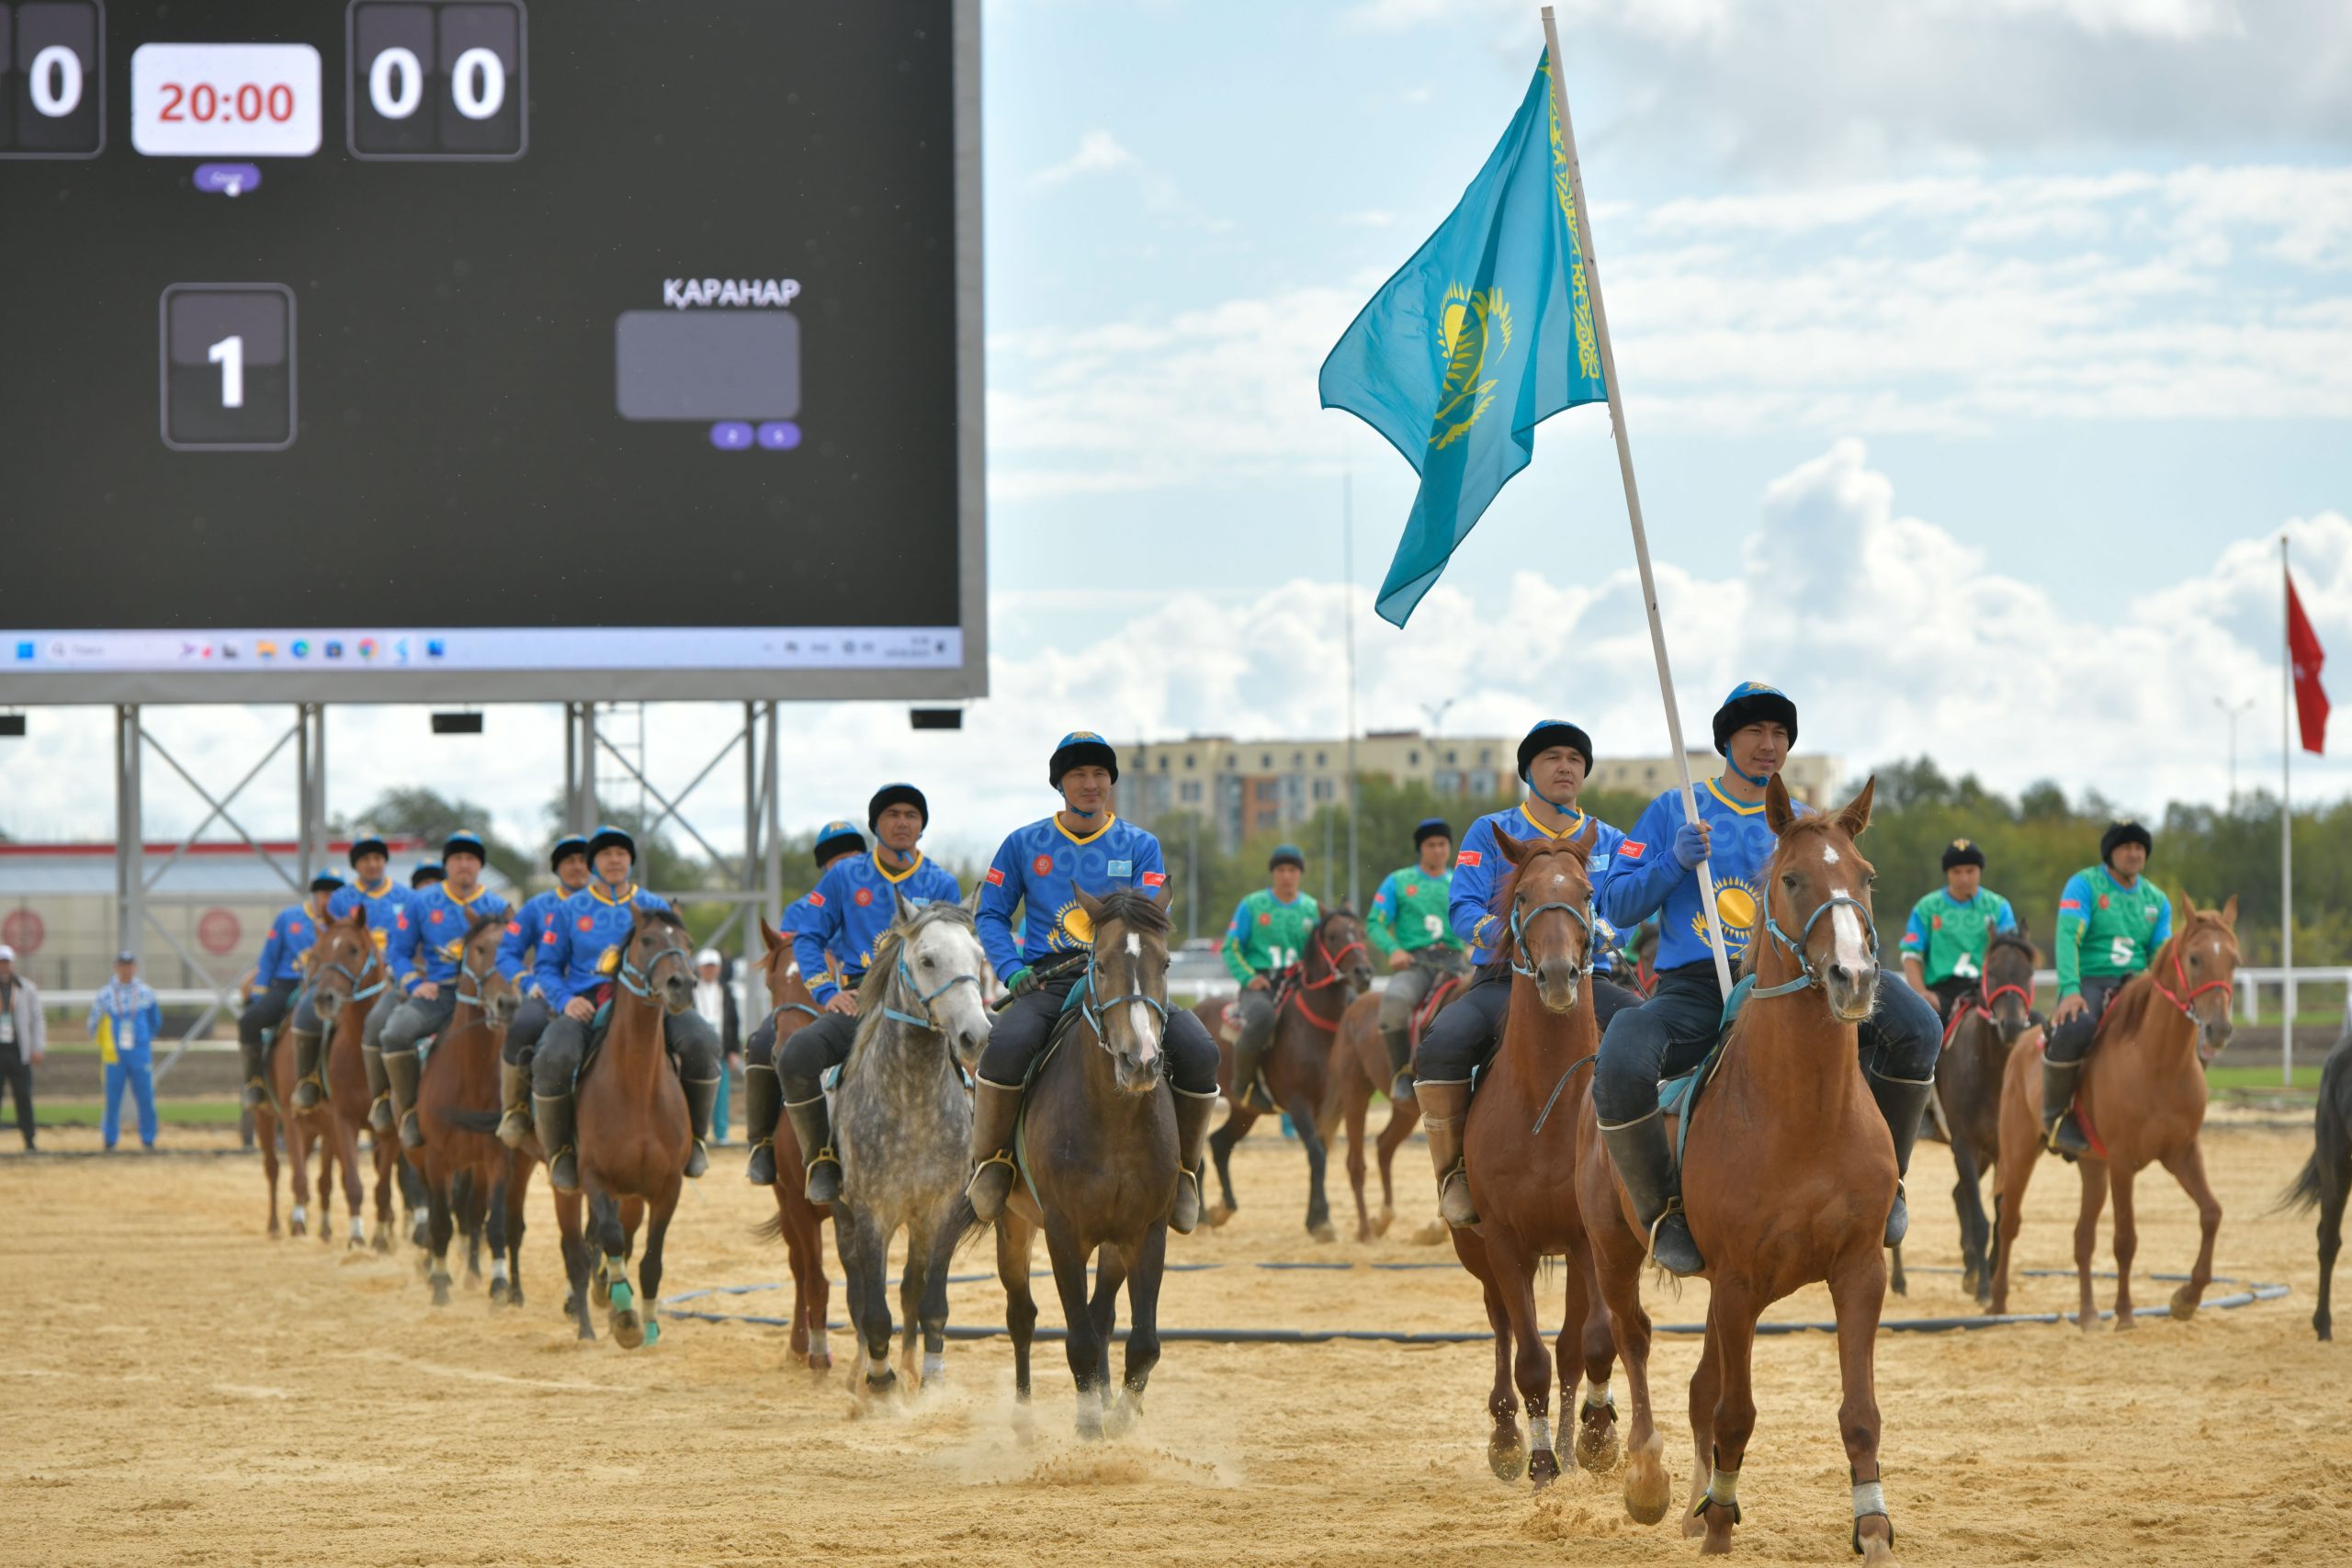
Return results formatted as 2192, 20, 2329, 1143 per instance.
2288, 570, 2329, 754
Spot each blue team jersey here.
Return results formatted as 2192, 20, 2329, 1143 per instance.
976, 814, 1169, 982
390, 883, 512, 994
326, 876, 409, 955
1450, 804, 1626, 972
496, 888, 570, 989
1601, 780, 1793, 975
792, 851, 964, 1003
533, 880, 675, 1009
255, 901, 324, 986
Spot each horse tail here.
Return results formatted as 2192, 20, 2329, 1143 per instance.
438, 1108, 503, 1136
2277, 1149, 2326, 1215
752, 1212, 786, 1244
933, 1191, 995, 1263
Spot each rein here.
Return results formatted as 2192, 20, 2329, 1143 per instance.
1279, 914, 1366, 1034
1749, 892, 1879, 1001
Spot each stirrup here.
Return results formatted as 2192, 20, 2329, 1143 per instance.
1169, 1168, 1204, 1235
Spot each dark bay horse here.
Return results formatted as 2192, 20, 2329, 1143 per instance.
406, 913, 518, 1307
2279, 1019, 2352, 1340
1990, 895, 2240, 1328
564, 906, 699, 1348
1196, 906, 1374, 1238
938, 886, 1182, 1438
747, 916, 835, 1371
1577, 776, 1906, 1560
1452, 825, 1620, 1491
303, 910, 404, 1251
252, 994, 334, 1242
1910, 929, 2038, 1303
1327, 990, 1422, 1242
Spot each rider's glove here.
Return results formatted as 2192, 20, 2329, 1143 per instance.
1006, 966, 1039, 998
1671, 821, 1710, 871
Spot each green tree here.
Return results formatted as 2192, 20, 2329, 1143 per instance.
345, 786, 531, 890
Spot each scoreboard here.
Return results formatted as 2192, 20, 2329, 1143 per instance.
0, 1, 984, 702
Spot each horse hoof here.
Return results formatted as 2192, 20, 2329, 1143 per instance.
269, 1221, 283, 1240
1623, 1443, 1672, 1526
1309, 1222, 1337, 1245
1528, 1448, 1560, 1491
1575, 1420, 1620, 1474
612, 1310, 644, 1349
507, 1286, 525, 1311
806, 1350, 831, 1372
1204, 1203, 1236, 1230
1859, 1530, 1897, 1566
562, 1291, 580, 1317
488, 1280, 510, 1305
1487, 1426, 1528, 1482
430, 1277, 452, 1308
1371, 1209, 1395, 1239
864, 1368, 898, 1394
2169, 1285, 2200, 1321
370, 1235, 391, 1256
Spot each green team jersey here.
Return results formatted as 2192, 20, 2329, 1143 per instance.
1222, 888, 1321, 981
1368, 863, 1464, 958
2054, 864, 2175, 998
1898, 887, 2018, 987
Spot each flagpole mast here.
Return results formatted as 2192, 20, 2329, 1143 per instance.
2282, 534, 2295, 1086
1541, 6, 1735, 995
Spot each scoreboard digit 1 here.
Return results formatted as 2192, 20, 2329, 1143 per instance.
346, 0, 526, 161
0, 0, 106, 158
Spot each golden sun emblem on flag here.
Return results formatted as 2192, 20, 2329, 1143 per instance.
1429, 282, 1511, 451
1051, 899, 1094, 949
1690, 875, 1763, 953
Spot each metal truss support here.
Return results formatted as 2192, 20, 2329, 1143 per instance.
562, 702, 598, 831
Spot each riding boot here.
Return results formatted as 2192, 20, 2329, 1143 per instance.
1864, 1068, 1936, 1248
2040, 1055, 2092, 1159
384, 1048, 425, 1150
744, 1064, 783, 1186
1380, 1021, 1417, 1105
1417, 1078, 1479, 1228
1234, 1013, 1278, 1113
288, 1029, 324, 1111
1168, 1085, 1219, 1235
495, 1060, 534, 1148
967, 1077, 1024, 1222
785, 1094, 842, 1203
364, 1043, 395, 1134
1598, 1111, 1704, 1276
681, 1075, 719, 1179
535, 1092, 579, 1193
239, 1032, 269, 1110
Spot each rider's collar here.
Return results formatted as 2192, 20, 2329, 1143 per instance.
874, 848, 924, 883
1518, 801, 1585, 839
1054, 811, 1115, 847
444, 883, 486, 906
589, 879, 639, 906
2100, 864, 2141, 891
1706, 777, 1767, 816
356, 876, 393, 897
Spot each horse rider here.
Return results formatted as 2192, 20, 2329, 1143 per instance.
238, 872, 344, 1110
495, 833, 592, 1146
741, 818, 865, 1186
409, 862, 445, 891
969, 731, 1224, 1234
1417, 719, 1639, 1226
378, 831, 511, 1149
1222, 845, 1322, 1112
529, 824, 722, 1192
1594, 682, 1941, 1276
289, 832, 410, 1111
2041, 819, 2174, 1157
772, 786, 963, 1203
1366, 817, 1470, 1106
1900, 838, 2020, 1023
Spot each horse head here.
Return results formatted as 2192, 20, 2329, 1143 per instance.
1761, 773, 1881, 1023
460, 912, 519, 1030
1982, 927, 2039, 1043
624, 906, 699, 1016
882, 894, 992, 1070
753, 915, 814, 1015
307, 908, 375, 1024
1494, 819, 1600, 1014
2165, 893, 2241, 1062
1076, 883, 1176, 1096
1309, 906, 1376, 997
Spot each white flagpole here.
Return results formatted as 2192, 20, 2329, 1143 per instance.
1541, 7, 1736, 996
2282, 534, 2295, 1086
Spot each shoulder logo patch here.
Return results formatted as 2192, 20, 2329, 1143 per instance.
985, 866, 1005, 886
1107, 859, 1132, 878
1141, 872, 1167, 888
1619, 840, 1645, 861
1455, 851, 1481, 868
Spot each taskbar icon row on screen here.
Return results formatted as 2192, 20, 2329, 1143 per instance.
6, 627, 963, 672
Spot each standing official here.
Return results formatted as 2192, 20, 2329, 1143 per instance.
0, 944, 44, 1151
90, 952, 163, 1152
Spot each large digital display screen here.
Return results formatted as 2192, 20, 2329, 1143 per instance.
0, 1, 984, 702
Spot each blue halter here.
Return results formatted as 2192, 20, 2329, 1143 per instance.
1078, 942, 1170, 1057
617, 939, 694, 1000
881, 943, 984, 1032
316, 945, 388, 1003
1508, 895, 1595, 980
1748, 892, 1879, 1000
453, 953, 501, 1010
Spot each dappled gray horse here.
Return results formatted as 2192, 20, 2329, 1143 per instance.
832, 892, 992, 1394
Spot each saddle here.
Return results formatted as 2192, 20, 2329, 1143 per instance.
1409, 969, 1466, 1043
1655, 974, 1752, 1173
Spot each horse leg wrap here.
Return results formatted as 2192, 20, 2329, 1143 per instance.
1851, 1475, 1892, 1553
1527, 1416, 1553, 1458
1580, 1381, 1613, 1419
1695, 1463, 1742, 1524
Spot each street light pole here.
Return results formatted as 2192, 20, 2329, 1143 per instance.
2213, 694, 2256, 811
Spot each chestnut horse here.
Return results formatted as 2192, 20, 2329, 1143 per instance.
302, 910, 405, 1251
1577, 776, 1905, 1561
1989, 895, 2239, 1328
252, 996, 336, 1242
1451, 826, 1621, 1491
747, 916, 835, 1371
562, 905, 698, 1348
1195, 906, 1375, 1238
405, 913, 518, 1306
1912, 929, 2038, 1304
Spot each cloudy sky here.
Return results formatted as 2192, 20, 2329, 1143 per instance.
6, 0, 2350, 866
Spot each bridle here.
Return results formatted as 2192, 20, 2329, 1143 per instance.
617, 934, 695, 1001
878, 926, 984, 1032
453, 947, 509, 1011
1507, 886, 1595, 983
1751, 883, 1880, 1001
2149, 931, 2234, 1023
1079, 927, 1170, 1059
314, 941, 388, 1004
1283, 910, 1368, 1034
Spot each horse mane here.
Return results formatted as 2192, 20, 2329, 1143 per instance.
464, 909, 507, 943
1985, 929, 2039, 965
1091, 889, 1170, 938
633, 903, 688, 935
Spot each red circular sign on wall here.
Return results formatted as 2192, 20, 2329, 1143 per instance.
1, 909, 46, 955
198, 908, 243, 955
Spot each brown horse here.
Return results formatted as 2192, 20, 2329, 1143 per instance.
252, 1000, 335, 1242
1989, 895, 2239, 1328
1577, 775, 1905, 1560
1327, 992, 1421, 1242
936, 885, 1182, 1439
747, 916, 835, 1371
1196, 906, 1375, 1238
302, 909, 404, 1251
1910, 929, 2039, 1304
405, 913, 519, 1306
562, 905, 696, 1348
1451, 826, 1621, 1491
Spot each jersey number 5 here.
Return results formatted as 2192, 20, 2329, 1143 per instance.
2109, 937, 2136, 967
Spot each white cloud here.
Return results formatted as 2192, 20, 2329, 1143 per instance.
1338, 209, 1396, 228
1030, 129, 1137, 186
1025, 128, 1232, 234
9, 446, 2345, 863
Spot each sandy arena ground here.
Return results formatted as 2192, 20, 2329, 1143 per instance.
5, 1109, 2346, 1567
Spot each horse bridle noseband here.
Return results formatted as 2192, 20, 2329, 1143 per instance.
1508, 893, 1595, 982
618, 938, 695, 1001
1297, 913, 1369, 992
880, 942, 983, 1032
2149, 936, 2233, 1022
1751, 890, 1879, 1000
315, 943, 388, 1003
1080, 939, 1170, 1057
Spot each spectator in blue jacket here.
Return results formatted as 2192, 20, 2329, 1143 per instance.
90, 952, 164, 1151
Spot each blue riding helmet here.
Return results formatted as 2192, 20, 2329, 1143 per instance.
586, 823, 637, 863
813, 818, 867, 866
867, 783, 929, 832
1413, 817, 1453, 849
1048, 730, 1118, 789
548, 833, 591, 874
1268, 844, 1306, 872
441, 829, 488, 866
1517, 720, 1594, 781
410, 863, 445, 889
309, 872, 346, 894
347, 832, 390, 865
1712, 682, 1798, 755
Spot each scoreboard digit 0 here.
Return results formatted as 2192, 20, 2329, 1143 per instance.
0, 0, 106, 159
346, 0, 525, 161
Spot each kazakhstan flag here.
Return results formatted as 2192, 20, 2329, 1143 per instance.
1319, 55, 1607, 626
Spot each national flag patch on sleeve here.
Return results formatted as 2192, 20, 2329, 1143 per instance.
1141, 872, 1167, 887
1619, 840, 1646, 861
808, 891, 826, 907
2058, 898, 2081, 912
984, 867, 1004, 886
1455, 851, 1481, 868
505, 921, 522, 936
